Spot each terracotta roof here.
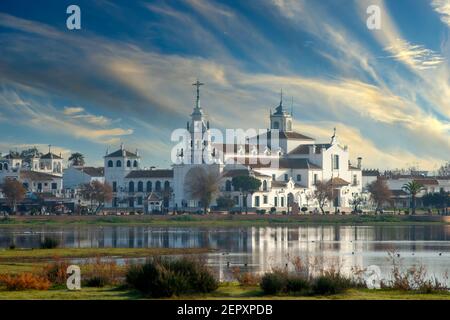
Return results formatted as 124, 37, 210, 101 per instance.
271, 181, 288, 188
20, 171, 61, 181
349, 165, 360, 170
222, 169, 272, 178
230, 158, 321, 170
76, 167, 104, 177
125, 169, 173, 179
40, 152, 63, 160
391, 190, 408, 197
105, 149, 138, 158
289, 144, 331, 155
413, 179, 439, 185
255, 130, 314, 141
329, 177, 350, 186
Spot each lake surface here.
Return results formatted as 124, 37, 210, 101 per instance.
2, 225, 450, 283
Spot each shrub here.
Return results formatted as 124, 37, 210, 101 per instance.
260, 271, 287, 295
82, 257, 124, 287
84, 276, 108, 287
0, 273, 51, 291
40, 237, 59, 249
231, 267, 260, 286
301, 207, 308, 213
270, 207, 276, 214
286, 275, 311, 294
125, 257, 218, 298
8, 243, 16, 250
42, 259, 70, 286
311, 273, 353, 295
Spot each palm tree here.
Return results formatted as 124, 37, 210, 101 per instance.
69, 152, 85, 166
402, 181, 424, 215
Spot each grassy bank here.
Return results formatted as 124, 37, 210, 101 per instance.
1, 284, 450, 300
1, 214, 449, 227
0, 247, 212, 275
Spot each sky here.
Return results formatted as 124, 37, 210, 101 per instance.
0, 0, 449, 171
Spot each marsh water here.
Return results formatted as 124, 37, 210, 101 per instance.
2, 225, 450, 283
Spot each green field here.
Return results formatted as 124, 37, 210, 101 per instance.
1, 214, 448, 227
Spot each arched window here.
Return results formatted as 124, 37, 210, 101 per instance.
273, 121, 279, 129
146, 181, 152, 192
133, 160, 138, 167
126, 160, 131, 167
155, 181, 161, 191
263, 180, 267, 191
116, 160, 122, 167
164, 181, 170, 191
0, 163, 3, 170
137, 181, 143, 192
128, 181, 134, 192
297, 174, 301, 182
4, 163, 8, 170
108, 160, 113, 167
225, 180, 232, 192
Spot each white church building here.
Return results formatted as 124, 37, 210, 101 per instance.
104, 81, 363, 214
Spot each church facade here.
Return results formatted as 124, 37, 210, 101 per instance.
104, 82, 363, 213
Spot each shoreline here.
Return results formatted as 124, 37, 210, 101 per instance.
1, 214, 450, 228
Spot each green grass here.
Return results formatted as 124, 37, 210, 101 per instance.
0, 247, 212, 263
1, 214, 448, 228
1, 284, 450, 300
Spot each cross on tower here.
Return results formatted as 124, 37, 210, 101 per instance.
192, 79, 204, 108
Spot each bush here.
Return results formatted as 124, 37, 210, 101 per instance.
301, 207, 308, 213
42, 259, 70, 286
40, 237, 59, 249
286, 275, 311, 294
8, 243, 16, 250
0, 273, 51, 291
125, 257, 218, 298
270, 207, 276, 214
311, 273, 353, 295
260, 271, 287, 295
84, 276, 109, 287
82, 257, 124, 287
231, 267, 260, 286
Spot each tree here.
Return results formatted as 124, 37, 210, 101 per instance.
80, 181, 112, 214
184, 167, 222, 214
231, 175, 262, 214
438, 162, 450, 177
68, 152, 85, 166
216, 195, 235, 211
367, 179, 392, 213
422, 191, 449, 215
313, 180, 333, 214
402, 181, 424, 215
2, 178, 26, 214
350, 194, 364, 213
20, 147, 42, 166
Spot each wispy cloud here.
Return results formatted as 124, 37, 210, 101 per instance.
385, 38, 445, 70
431, 0, 450, 27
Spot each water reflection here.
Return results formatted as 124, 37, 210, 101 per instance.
2, 225, 450, 283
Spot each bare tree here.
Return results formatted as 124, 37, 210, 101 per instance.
184, 167, 222, 214
80, 181, 112, 214
367, 179, 392, 213
2, 178, 26, 214
350, 194, 364, 213
314, 180, 333, 214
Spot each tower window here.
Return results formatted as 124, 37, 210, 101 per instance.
273, 121, 279, 129
127, 160, 131, 167
333, 155, 339, 170
116, 160, 122, 167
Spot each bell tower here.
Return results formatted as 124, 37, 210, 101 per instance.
270, 89, 293, 132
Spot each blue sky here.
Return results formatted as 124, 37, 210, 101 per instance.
0, 0, 449, 171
